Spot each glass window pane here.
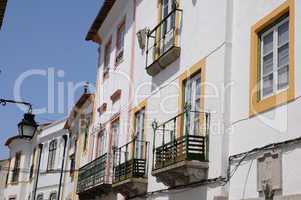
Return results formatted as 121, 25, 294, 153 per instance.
278, 21, 289, 47
278, 43, 289, 68
262, 74, 273, 97
278, 65, 289, 90
263, 32, 273, 55
263, 53, 273, 76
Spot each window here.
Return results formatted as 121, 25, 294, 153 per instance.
82, 116, 91, 152
260, 16, 289, 99
47, 140, 57, 171
104, 39, 112, 77
69, 154, 75, 176
97, 129, 107, 157
183, 72, 201, 136
83, 127, 88, 151
178, 59, 206, 137
250, 0, 295, 116
29, 148, 36, 179
37, 194, 43, 200
111, 119, 120, 149
49, 193, 57, 200
11, 152, 21, 183
115, 19, 125, 65
111, 119, 120, 165
160, 0, 177, 53
134, 107, 146, 159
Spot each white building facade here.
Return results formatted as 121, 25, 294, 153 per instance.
4, 120, 69, 200
80, 0, 301, 200
35, 120, 69, 200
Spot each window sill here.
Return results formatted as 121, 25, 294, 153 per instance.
10, 181, 19, 185
249, 87, 295, 117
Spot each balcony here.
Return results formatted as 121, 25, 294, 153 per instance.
77, 153, 111, 198
112, 139, 149, 199
146, 9, 182, 76
152, 109, 210, 187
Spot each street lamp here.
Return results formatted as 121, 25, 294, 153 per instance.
0, 98, 38, 137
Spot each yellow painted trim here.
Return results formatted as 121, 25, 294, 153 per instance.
131, 99, 147, 159
156, 0, 181, 59
156, 0, 163, 59
249, 0, 295, 116
174, 0, 181, 47
177, 59, 206, 137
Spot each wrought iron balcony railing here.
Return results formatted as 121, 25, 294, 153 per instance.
152, 109, 210, 171
146, 9, 182, 76
77, 153, 107, 194
113, 138, 149, 184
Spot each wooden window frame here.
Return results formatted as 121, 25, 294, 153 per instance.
249, 0, 295, 116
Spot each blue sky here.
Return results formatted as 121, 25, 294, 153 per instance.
0, 0, 103, 159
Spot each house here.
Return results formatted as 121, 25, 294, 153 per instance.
34, 120, 69, 200
83, 0, 228, 199
62, 86, 95, 200
4, 124, 40, 200
4, 119, 69, 200
82, 0, 301, 200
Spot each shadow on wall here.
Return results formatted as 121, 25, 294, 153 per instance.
152, 186, 208, 200
192, 0, 197, 6
151, 58, 181, 91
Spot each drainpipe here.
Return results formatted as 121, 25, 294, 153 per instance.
57, 135, 68, 200
126, 0, 137, 141
32, 143, 43, 200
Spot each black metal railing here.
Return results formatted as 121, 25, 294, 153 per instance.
152, 109, 210, 171
113, 138, 149, 183
146, 9, 182, 68
77, 153, 107, 194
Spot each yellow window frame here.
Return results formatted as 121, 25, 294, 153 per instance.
249, 0, 295, 116
177, 59, 206, 138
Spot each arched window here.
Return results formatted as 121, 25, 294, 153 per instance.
37, 194, 43, 200
49, 193, 57, 200
47, 140, 57, 170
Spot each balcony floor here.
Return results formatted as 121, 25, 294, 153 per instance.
152, 160, 209, 187
112, 178, 148, 198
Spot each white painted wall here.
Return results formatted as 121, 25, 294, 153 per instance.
36, 120, 68, 200
229, 0, 301, 199
92, 0, 231, 199
4, 136, 37, 200
91, 0, 301, 200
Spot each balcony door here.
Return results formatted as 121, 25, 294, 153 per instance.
134, 108, 145, 159
97, 129, 107, 157
111, 119, 120, 165
183, 72, 201, 136
160, 0, 176, 54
